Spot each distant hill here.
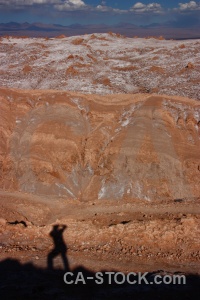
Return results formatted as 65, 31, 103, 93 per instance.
0, 22, 199, 39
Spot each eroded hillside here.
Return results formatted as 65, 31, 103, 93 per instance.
0, 88, 200, 201
0, 35, 200, 297
0, 34, 199, 99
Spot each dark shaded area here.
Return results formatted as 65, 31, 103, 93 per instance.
174, 199, 184, 203
0, 258, 200, 299
0, 224, 200, 299
7, 220, 27, 227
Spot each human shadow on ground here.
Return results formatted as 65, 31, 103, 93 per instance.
0, 224, 199, 300
47, 224, 68, 271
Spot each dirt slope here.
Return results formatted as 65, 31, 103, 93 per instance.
0, 88, 200, 202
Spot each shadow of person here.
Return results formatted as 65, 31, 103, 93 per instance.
47, 224, 69, 271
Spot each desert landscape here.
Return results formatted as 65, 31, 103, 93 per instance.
0, 34, 200, 99
0, 33, 200, 299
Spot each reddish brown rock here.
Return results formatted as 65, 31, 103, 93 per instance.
0, 88, 200, 202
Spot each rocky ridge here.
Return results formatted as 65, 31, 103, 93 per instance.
0, 33, 199, 100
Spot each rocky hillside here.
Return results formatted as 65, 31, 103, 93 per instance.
0, 33, 199, 100
0, 88, 200, 201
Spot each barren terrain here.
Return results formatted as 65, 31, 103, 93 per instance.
0, 35, 200, 299
0, 190, 200, 299
0, 34, 199, 99
1, 89, 200, 201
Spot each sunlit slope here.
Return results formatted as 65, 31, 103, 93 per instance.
0, 88, 200, 201
0, 33, 199, 99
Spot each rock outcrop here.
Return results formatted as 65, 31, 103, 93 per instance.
0, 88, 200, 201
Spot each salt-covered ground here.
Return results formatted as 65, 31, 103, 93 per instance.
0, 33, 199, 100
